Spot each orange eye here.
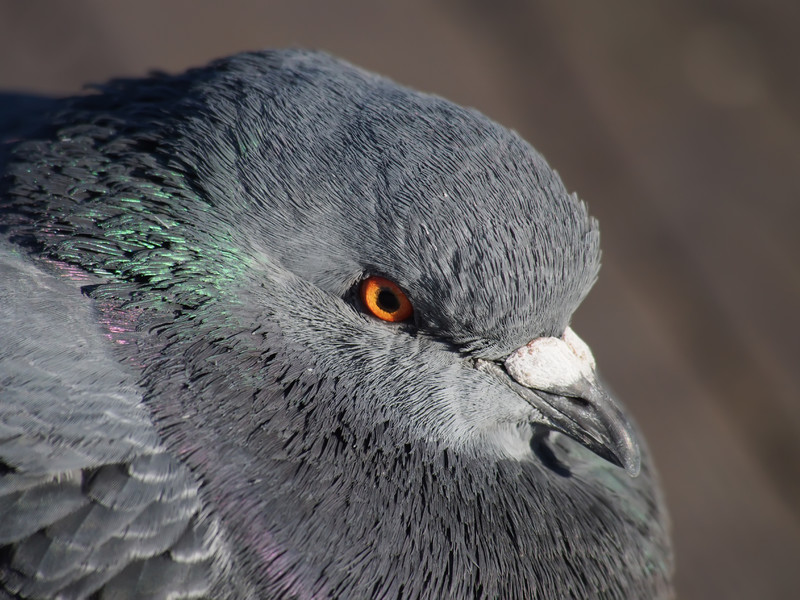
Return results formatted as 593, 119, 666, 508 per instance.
360, 276, 413, 322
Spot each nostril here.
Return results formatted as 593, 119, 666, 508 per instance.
565, 395, 591, 409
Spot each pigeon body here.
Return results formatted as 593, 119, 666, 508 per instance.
0, 50, 673, 598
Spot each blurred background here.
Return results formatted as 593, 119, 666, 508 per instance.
1, 1, 798, 597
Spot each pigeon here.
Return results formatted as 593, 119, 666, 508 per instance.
0, 49, 673, 599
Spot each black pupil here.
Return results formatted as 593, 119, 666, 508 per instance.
377, 288, 400, 313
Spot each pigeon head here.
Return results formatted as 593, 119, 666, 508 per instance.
156, 51, 627, 467
1, 49, 671, 598
199, 53, 600, 354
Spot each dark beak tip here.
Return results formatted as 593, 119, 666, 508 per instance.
620, 448, 641, 478
590, 436, 641, 478
604, 427, 641, 478
615, 420, 642, 478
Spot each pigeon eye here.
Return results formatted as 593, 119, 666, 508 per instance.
360, 276, 413, 322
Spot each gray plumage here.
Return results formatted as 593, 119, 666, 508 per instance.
0, 50, 673, 598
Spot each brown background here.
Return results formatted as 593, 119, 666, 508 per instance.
2, 1, 798, 598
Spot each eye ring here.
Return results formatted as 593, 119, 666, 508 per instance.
360, 276, 413, 322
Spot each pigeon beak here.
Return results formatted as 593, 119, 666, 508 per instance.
479, 327, 641, 477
